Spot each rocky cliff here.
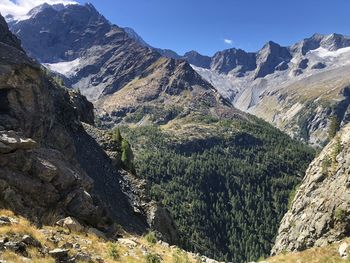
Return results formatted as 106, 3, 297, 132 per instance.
272, 123, 350, 254
0, 13, 178, 244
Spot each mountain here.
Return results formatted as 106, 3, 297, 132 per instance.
123, 31, 350, 147
0, 12, 178, 245
183, 34, 350, 147
6, 3, 316, 262
272, 123, 350, 255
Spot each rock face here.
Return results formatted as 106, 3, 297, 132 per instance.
10, 3, 214, 109
272, 123, 350, 254
183, 50, 211, 69
0, 13, 178, 240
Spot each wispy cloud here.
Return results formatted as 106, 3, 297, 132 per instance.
224, 38, 233, 45
0, 0, 78, 21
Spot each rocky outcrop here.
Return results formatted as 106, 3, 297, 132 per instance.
183, 51, 211, 69
0, 13, 180, 240
254, 41, 292, 79
211, 48, 256, 75
272, 123, 350, 254
82, 123, 179, 244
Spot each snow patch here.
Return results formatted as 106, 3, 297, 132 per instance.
310, 47, 350, 58
0, 0, 78, 22
44, 58, 80, 77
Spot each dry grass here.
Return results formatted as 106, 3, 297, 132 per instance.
268, 239, 350, 263
0, 209, 199, 263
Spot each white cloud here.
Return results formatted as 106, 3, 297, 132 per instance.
0, 0, 78, 21
224, 39, 233, 45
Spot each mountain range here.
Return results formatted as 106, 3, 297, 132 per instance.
123, 25, 350, 147
1, 2, 350, 263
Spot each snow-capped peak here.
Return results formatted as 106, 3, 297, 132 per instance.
0, 0, 78, 22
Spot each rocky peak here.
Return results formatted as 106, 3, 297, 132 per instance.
210, 48, 256, 74
291, 33, 350, 55
321, 33, 350, 51
11, 3, 114, 63
272, 123, 350, 255
0, 15, 22, 51
254, 41, 292, 78
183, 50, 211, 69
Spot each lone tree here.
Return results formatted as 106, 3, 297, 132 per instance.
121, 139, 134, 171
328, 115, 340, 140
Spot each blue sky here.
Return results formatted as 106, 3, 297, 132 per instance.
7, 0, 350, 56
73, 0, 350, 56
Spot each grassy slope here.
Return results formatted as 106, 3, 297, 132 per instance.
0, 210, 199, 263
267, 239, 350, 263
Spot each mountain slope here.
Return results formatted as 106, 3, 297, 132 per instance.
272, 123, 350, 255
0, 13, 179, 245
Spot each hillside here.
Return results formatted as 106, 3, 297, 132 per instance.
0, 209, 207, 263
272, 123, 350, 255
120, 116, 315, 262
0, 11, 178, 248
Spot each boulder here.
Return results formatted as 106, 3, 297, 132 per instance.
0, 131, 37, 154
0, 216, 11, 226
56, 217, 84, 233
339, 242, 349, 258
118, 238, 137, 248
21, 235, 41, 248
49, 248, 69, 261
4, 241, 27, 256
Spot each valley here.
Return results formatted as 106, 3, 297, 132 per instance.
0, 1, 350, 263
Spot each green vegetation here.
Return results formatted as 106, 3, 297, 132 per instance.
145, 253, 163, 263
321, 155, 332, 175
328, 116, 340, 140
111, 128, 135, 172
124, 106, 182, 124
107, 243, 120, 260
145, 232, 157, 245
287, 184, 300, 210
172, 249, 190, 263
335, 208, 347, 221
122, 118, 315, 263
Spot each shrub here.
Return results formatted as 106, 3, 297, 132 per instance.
328, 116, 340, 140
121, 139, 134, 171
145, 231, 157, 244
335, 208, 347, 221
287, 184, 300, 210
107, 243, 120, 260
172, 249, 190, 263
321, 155, 331, 175
145, 253, 162, 263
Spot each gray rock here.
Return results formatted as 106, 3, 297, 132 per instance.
272, 124, 350, 254
311, 62, 326, 69
56, 217, 84, 233
339, 242, 349, 258
4, 241, 27, 256
0, 216, 11, 226
49, 248, 69, 260
74, 252, 93, 262
22, 235, 41, 248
